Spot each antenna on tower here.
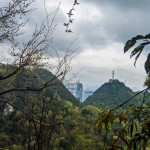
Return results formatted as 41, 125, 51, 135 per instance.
112, 70, 114, 80
125, 80, 126, 85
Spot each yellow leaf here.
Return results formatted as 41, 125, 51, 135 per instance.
97, 117, 103, 132
113, 136, 118, 150
97, 110, 114, 131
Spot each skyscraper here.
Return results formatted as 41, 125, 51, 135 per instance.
76, 83, 83, 102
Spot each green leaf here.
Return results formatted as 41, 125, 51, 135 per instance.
145, 53, 150, 73
134, 49, 143, 66
96, 110, 115, 132
124, 35, 144, 53
96, 117, 103, 132
104, 114, 109, 129
124, 39, 136, 53
130, 124, 134, 137
133, 122, 137, 131
145, 33, 150, 39
119, 109, 130, 123
109, 111, 115, 123
130, 45, 144, 58
134, 35, 144, 39
131, 42, 150, 66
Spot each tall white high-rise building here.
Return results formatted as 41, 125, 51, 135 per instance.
76, 83, 83, 102
65, 82, 94, 103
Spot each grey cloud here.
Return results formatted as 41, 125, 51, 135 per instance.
1, 0, 148, 90
15, 1, 76, 55
76, 67, 111, 87
81, 0, 150, 10
100, 9, 150, 43
74, 0, 150, 49
75, 22, 108, 48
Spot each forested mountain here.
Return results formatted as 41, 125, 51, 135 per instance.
0, 100, 123, 150
0, 65, 148, 149
0, 64, 82, 108
33, 68, 82, 107
83, 79, 135, 109
0, 65, 122, 150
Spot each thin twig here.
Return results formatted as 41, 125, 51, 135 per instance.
0, 72, 63, 96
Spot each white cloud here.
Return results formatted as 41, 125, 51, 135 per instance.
70, 41, 146, 90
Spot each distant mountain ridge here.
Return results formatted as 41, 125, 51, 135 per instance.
83, 79, 134, 109
33, 68, 82, 107
0, 64, 82, 108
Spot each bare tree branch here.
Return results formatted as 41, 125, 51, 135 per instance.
0, 98, 65, 128
0, 71, 63, 96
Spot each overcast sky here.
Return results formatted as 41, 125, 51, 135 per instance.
2, 0, 150, 91
56, 0, 149, 91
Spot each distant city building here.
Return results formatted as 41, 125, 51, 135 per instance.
65, 82, 95, 103
76, 83, 83, 102
84, 91, 93, 101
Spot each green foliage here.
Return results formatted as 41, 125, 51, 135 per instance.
124, 35, 143, 53
95, 32, 150, 150
84, 80, 134, 109
96, 110, 115, 132
0, 65, 84, 149
97, 91, 150, 150
145, 54, 150, 74
0, 64, 82, 107
124, 33, 150, 73
33, 68, 82, 107
0, 91, 121, 150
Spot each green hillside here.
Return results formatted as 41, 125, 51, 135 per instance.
0, 64, 82, 108
83, 79, 134, 109
33, 68, 82, 107
0, 65, 122, 150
